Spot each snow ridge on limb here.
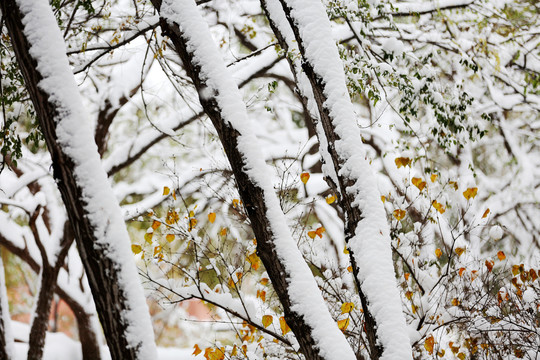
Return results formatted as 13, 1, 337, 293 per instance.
272, 0, 412, 359
155, 0, 355, 359
0, 252, 14, 359
5, 0, 157, 358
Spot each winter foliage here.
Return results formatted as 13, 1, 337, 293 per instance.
0, 0, 539, 359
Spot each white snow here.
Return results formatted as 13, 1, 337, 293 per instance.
159, 0, 356, 359
15, 0, 157, 357
276, 0, 413, 358
0, 255, 14, 358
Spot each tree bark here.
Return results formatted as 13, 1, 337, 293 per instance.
149, 1, 353, 359
1, 1, 155, 359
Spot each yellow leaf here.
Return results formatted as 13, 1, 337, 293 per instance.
435, 248, 442, 258
257, 289, 266, 302
166, 234, 175, 243
381, 195, 386, 203
451, 298, 460, 306
449, 181, 459, 190
232, 199, 240, 208
463, 187, 478, 200
172, 190, 176, 200
189, 210, 195, 218
405, 291, 413, 300
231, 345, 237, 356
412, 177, 426, 191
341, 302, 354, 314
393, 209, 406, 220
315, 226, 325, 238
455, 247, 465, 257
485, 260, 494, 272
459, 267, 466, 277
260, 278, 269, 286
337, 318, 350, 331
307, 230, 316, 239
247, 252, 261, 270
262, 315, 273, 328
411, 304, 417, 314
220, 228, 227, 236
300, 172, 310, 184
151, 220, 161, 230
497, 251, 506, 261
153, 245, 162, 256
347, 266, 353, 273
192, 344, 202, 356
482, 208, 490, 218
424, 335, 435, 354
343, 246, 349, 254
189, 218, 197, 231
395, 157, 412, 168
279, 316, 290, 335
144, 232, 153, 244
326, 194, 336, 204
208, 212, 216, 223
430, 174, 438, 182
457, 352, 466, 360
165, 210, 179, 225
432, 200, 445, 214
404, 273, 410, 281
163, 186, 170, 195
131, 244, 142, 254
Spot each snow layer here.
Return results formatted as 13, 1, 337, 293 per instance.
278, 0, 413, 358
15, 0, 157, 358
159, 1, 355, 359
0, 254, 14, 358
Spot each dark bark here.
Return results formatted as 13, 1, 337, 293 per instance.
1, 2, 145, 359
0, 236, 101, 360
267, 1, 384, 357
149, 1, 328, 358
27, 218, 74, 360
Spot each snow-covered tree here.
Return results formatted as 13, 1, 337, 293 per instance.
0, 0, 538, 359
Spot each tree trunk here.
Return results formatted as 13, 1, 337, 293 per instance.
1, 1, 156, 359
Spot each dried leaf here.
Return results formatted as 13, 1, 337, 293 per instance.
144, 232, 153, 244
247, 252, 261, 270
151, 220, 161, 230
193, 344, 202, 356
279, 317, 290, 335
337, 318, 350, 331
455, 247, 465, 257
163, 186, 170, 195
482, 208, 490, 218
341, 302, 354, 314
326, 194, 336, 204
435, 248, 442, 258
131, 244, 142, 254
463, 187, 478, 200
485, 260, 494, 272
430, 174, 438, 182
424, 335, 435, 354
262, 315, 273, 328
393, 209, 406, 220
300, 172, 310, 184
208, 212, 216, 223
497, 251, 506, 261
412, 177, 426, 191
432, 200, 445, 214
395, 157, 412, 168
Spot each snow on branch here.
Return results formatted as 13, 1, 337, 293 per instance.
8, 0, 158, 358
272, 0, 413, 358
154, 0, 357, 359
